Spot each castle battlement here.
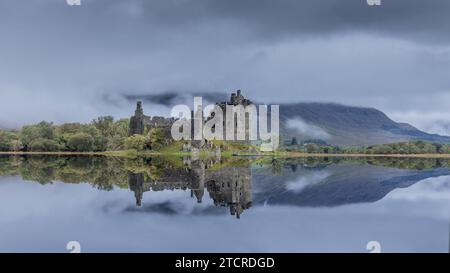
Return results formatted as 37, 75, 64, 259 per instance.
129, 90, 253, 137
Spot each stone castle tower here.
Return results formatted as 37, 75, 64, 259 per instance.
129, 101, 145, 135
128, 101, 175, 136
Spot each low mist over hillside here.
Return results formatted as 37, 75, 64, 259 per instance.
280, 103, 450, 146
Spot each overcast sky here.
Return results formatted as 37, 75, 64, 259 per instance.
1, 0, 450, 134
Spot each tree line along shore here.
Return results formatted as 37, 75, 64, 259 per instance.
2, 117, 450, 156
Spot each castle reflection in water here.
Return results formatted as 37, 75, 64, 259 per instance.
128, 157, 252, 219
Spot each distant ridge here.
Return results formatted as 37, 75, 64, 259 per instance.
280, 103, 450, 146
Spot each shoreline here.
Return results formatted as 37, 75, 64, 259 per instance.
2, 151, 450, 158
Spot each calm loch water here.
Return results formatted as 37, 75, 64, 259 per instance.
0, 155, 449, 253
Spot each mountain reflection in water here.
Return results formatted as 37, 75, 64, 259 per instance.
1, 155, 450, 252
1, 155, 450, 219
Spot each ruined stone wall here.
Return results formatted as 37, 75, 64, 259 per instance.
215, 90, 254, 143
128, 101, 175, 136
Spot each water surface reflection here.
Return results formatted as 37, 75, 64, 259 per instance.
0, 155, 449, 252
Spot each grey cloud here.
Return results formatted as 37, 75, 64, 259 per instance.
286, 118, 331, 140
192, 0, 450, 44
1, 0, 450, 130
3, 0, 450, 48
110, 0, 450, 44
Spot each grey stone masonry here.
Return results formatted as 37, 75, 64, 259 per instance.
129, 101, 175, 136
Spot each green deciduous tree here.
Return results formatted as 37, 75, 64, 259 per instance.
67, 133, 95, 152
147, 128, 167, 150
106, 118, 129, 150
29, 138, 60, 152
0, 130, 19, 151
125, 135, 147, 151
92, 116, 114, 138
20, 121, 55, 150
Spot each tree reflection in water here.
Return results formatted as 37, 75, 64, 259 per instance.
1, 155, 450, 219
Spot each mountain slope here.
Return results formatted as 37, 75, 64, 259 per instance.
252, 163, 450, 207
280, 103, 450, 146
